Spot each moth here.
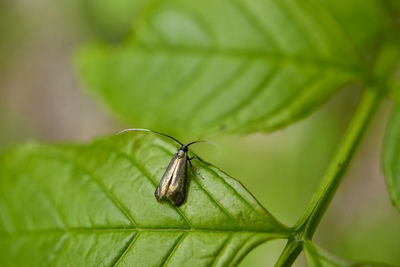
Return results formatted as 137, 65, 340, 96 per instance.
117, 128, 204, 206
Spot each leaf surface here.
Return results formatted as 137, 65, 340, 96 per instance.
77, 0, 389, 138
303, 241, 395, 267
383, 104, 400, 213
0, 133, 290, 266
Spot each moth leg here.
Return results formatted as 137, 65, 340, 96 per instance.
189, 156, 198, 161
188, 156, 203, 179
188, 156, 198, 168
188, 159, 193, 168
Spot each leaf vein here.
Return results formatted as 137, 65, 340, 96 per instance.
159, 57, 213, 126
0, 185, 18, 234
275, 0, 322, 56
229, 0, 280, 51
307, 0, 358, 59
27, 151, 138, 227
112, 232, 139, 267
94, 143, 193, 229
210, 233, 233, 267
205, 66, 280, 129
248, 70, 323, 127
27, 176, 68, 228
161, 231, 188, 267
134, 43, 362, 77
185, 60, 250, 125
150, 4, 218, 46
198, 164, 261, 216
45, 233, 69, 267
1, 227, 288, 237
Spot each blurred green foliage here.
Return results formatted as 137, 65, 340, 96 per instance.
81, 0, 148, 41
0, 0, 400, 266
383, 105, 400, 212
303, 241, 390, 267
77, 0, 391, 139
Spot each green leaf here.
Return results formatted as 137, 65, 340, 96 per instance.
303, 241, 394, 267
82, 0, 149, 40
383, 104, 400, 212
77, 0, 390, 138
0, 133, 290, 266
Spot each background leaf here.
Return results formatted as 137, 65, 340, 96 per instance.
81, 0, 148, 40
383, 104, 400, 212
303, 241, 394, 267
77, 0, 390, 139
0, 133, 290, 266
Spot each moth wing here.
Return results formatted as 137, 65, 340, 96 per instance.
166, 155, 187, 206
155, 153, 180, 201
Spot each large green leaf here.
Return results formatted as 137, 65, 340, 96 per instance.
383, 104, 400, 212
77, 0, 389, 138
303, 241, 394, 267
0, 133, 290, 266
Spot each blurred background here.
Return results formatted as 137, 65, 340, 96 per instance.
0, 0, 399, 266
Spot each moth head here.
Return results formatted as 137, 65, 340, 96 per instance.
177, 150, 186, 158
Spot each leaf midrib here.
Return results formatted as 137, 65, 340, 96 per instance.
131, 42, 363, 74
131, 0, 362, 73
0, 227, 290, 237
1, 142, 291, 243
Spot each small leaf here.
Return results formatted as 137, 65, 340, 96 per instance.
0, 133, 290, 266
303, 241, 395, 267
77, 0, 390, 138
383, 104, 400, 212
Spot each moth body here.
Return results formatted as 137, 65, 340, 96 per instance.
155, 149, 188, 206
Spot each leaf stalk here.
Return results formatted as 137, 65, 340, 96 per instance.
275, 87, 382, 266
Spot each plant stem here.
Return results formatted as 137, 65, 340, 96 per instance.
275, 87, 382, 266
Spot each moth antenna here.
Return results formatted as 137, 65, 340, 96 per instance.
116, 128, 184, 146
184, 140, 206, 148
184, 140, 221, 152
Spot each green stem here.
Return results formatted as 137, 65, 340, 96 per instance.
275, 240, 303, 267
275, 87, 382, 266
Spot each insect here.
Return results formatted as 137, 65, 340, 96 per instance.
117, 128, 204, 206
